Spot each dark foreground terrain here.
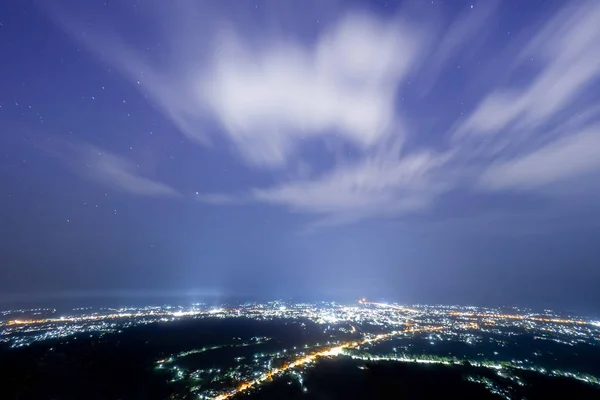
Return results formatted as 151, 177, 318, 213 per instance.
2, 316, 600, 400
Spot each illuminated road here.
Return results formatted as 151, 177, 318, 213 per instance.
448, 312, 587, 325
213, 325, 443, 400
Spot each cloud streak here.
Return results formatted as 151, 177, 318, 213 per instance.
195, 193, 240, 205
254, 144, 452, 223
479, 125, 600, 191
456, 3, 600, 139
82, 147, 181, 197
44, 140, 180, 198
45, 1, 600, 228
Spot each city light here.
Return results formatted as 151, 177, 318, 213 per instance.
2, 299, 599, 399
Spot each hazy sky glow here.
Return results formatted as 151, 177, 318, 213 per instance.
1, 0, 600, 310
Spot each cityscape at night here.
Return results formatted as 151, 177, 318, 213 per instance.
2, 0, 600, 398
2, 299, 600, 398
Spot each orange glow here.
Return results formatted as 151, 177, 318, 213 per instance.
448, 312, 585, 325
211, 325, 443, 399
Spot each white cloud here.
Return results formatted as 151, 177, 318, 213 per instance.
44, 2, 210, 146
65, 144, 180, 198
39, 136, 179, 197
456, 2, 600, 139
479, 125, 600, 190
444, 2, 600, 197
419, 0, 498, 94
47, 3, 424, 167
199, 12, 422, 166
43, 1, 600, 228
254, 145, 452, 224
195, 193, 240, 205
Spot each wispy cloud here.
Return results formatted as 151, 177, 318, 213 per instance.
46, 2, 425, 167
195, 193, 240, 205
452, 2, 600, 191
44, 140, 180, 197
44, 1, 600, 228
419, 0, 498, 95
43, 1, 211, 146
456, 3, 600, 139
83, 147, 181, 197
254, 144, 452, 225
479, 125, 600, 190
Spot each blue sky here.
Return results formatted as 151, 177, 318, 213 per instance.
1, 0, 600, 311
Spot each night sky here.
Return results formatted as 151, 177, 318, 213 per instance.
1, 0, 600, 311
